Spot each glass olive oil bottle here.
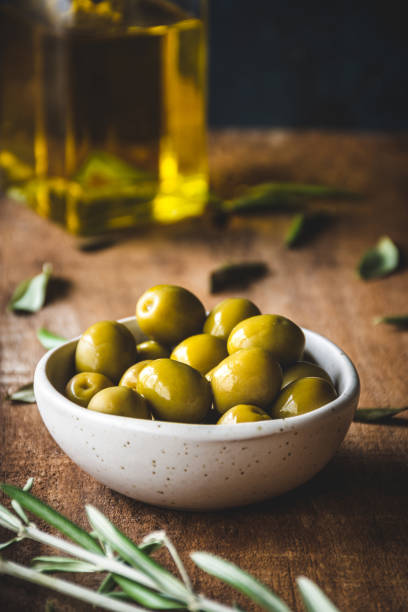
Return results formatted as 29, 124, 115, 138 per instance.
0, 0, 207, 235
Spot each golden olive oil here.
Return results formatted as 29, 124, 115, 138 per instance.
0, 1, 207, 234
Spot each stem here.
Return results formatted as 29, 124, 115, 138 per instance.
0, 558, 144, 612
1, 517, 239, 612
22, 523, 163, 592
163, 534, 193, 594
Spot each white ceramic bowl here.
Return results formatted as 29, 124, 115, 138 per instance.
34, 317, 359, 510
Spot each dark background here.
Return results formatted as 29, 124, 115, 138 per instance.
208, 1, 407, 129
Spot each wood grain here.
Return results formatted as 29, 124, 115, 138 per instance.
1, 130, 408, 612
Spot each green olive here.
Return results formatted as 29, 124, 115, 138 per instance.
75, 321, 137, 382
227, 314, 305, 366
217, 404, 271, 425
282, 361, 332, 388
137, 340, 169, 360
211, 347, 282, 415
88, 386, 151, 419
203, 297, 261, 340
65, 372, 113, 407
119, 360, 152, 392
171, 334, 228, 375
136, 285, 205, 346
136, 358, 211, 423
270, 376, 337, 419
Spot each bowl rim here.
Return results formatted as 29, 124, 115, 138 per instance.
34, 318, 360, 442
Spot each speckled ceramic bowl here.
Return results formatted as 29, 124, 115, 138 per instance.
34, 316, 359, 510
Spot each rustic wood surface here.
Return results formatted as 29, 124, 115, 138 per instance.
1, 130, 408, 612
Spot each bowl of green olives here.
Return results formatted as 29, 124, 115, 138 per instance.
34, 285, 360, 510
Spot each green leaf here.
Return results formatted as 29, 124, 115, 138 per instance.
105, 591, 132, 600
0, 485, 102, 555
0, 503, 23, 533
140, 530, 192, 593
23, 477, 34, 492
86, 505, 189, 601
97, 551, 183, 608
191, 552, 291, 612
223, 182, 357, 215
113, 575, 183, 609
32, 556, 99, 573
11, 500, 29, 525
357, 236, 399, 280
284, 212, 331, 248
296, 577, 340, 612
37, 328, 67, 350
139, 532, 165, 555
354, 407, 407, 423
98, 573, 117, 594
0, 557, 141, 612
210, 262, 268, 293
8, 263, 53, 312
7, 383, 35, 403
285, 213, 306, 247
373, 315, 408, 329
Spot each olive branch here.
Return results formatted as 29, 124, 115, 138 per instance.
0, 480, 338, 612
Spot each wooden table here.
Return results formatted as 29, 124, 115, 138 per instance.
1, 130, 407, 612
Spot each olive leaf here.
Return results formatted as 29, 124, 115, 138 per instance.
296, 577, 340, 612
285, 212, 332, 248
210, 262, 268, 293
104, 592, 133, 601
112, 575, 183, 609
0, 502, 24, 531
7, 383, 35, 404
223, 183, 357, 215
357, 236, 399, 280
0, 481, 343, 612
285, 213, 306, 246
23, 477, 34, 492
8, 263, 53, 312
32, 556, 99, 574
37, 328, 67, 350
373, 315, 408, 329
354, 407, 407, 423
98, 573, 117, 594
11, 499, 29, 525
85, 505, 189, 600
191, 552, 291, 612
139, 531, 166, 555
0, 484, 102, 555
